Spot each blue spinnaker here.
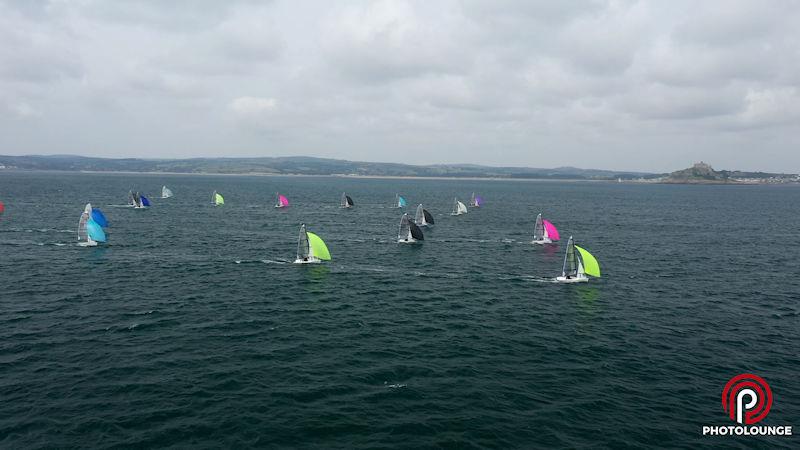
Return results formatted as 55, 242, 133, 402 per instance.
91, 208, 109, 227
398, 196, 407, 207
141, 196, 151, 207
86, 219, 107, 243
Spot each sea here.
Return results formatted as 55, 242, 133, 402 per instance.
1, 171, 798, 449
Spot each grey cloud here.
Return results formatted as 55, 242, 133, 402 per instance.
1, 0, 799, 172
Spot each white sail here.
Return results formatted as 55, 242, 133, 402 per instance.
77, 203, 96, 246
533, 213, 544, 241
398, 214, 412, 241
414, 204, 425, 225
296, 224, 310, 260
161, 186, 173, 198
457, 200, 467, 214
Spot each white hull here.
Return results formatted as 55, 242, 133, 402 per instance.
555, 275, 588, 283
398, 237, 418, 244
294, 257, 322, 264
532, 238, 553, 245
78, 241, 98, 247
451, 212, 465, 216
275, 205, 286, 208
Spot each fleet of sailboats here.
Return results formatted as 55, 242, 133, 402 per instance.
33, 185, 600, 281
451, 198, 468, 216
127, 191, 150, 209
294, 224, 331, 264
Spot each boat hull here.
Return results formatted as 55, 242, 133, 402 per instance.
532, 238, 553, 245
555, 275, 588, 283
78, 241, 98, 247
293, 257, 322, 264
397, 238, 419, 244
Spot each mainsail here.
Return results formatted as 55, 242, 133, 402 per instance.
297, 224, 310, 260
534, 214, 544, 241
399, 213, 424, 241
561, 236, 579, 278
78, 203, 91, 242
128, 190, 136, 206
162, 186, 173, 198
414, 204, 425, 225
452, 198, 467, 215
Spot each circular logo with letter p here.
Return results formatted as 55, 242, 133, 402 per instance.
722, 374, 772, 425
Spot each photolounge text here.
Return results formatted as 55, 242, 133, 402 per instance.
702, 425, 792, 436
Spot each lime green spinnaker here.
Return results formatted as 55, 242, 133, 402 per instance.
215, 193, 225, 205
307, 232, 331, 260
575, 246, 600, 277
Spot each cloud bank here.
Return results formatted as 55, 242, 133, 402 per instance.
1, 0, 799, 172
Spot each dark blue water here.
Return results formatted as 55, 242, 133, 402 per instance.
1, 172, 798, 449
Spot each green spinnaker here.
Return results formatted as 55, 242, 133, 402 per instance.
575, 246, 600, 277
215, 193, 225, 205
307, 232, 331, 261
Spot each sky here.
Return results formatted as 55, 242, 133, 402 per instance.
1, 0, 799, 173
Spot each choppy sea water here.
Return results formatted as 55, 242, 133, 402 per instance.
1, 171, 798, 449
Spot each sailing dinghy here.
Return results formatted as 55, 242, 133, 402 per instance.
128, 191, 149, 209
532, 213, 560, 244
555, 236, 600, 283
414, 204, 434, 227
275, 193, 289, 208
451, 198, 468, 216
396, 194, 407, 208
469, 192, 482, 208
161, 186, 173, 198
294, 224, 331, 264
398, 213, 424, 243
78, 203, 106, 246
341, 192, 354, 208
212, 191, 224, 206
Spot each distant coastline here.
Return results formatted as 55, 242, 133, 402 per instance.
1, 155, 797, 184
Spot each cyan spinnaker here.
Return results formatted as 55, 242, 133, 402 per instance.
86, 219, 107, 243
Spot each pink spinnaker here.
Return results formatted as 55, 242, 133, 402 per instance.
278, 195, 289, 207
542, 220, 560, 241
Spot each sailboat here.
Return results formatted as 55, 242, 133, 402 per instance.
414, 204, 434, 227
555, 236, 600, 283
275, 193, 289, 208
294, 224, 331, 264
128, 191, 149, 209
212, 191, 224, 206
469, 192, 482, 208
161, 186, 174, 198
451, 198, 468, 216
532, 213, 560, 244
398, 213, 424, 243
78, 203, 106, 247
341, 192, 354, 208
395, 194, 407, 208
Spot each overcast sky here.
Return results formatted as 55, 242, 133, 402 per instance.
1, 0, 799, 172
